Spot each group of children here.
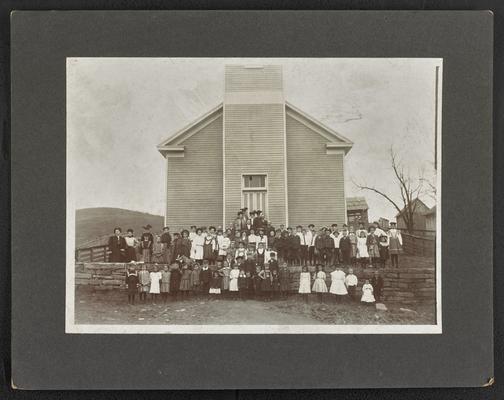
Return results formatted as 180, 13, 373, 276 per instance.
108, 209, 403, 270
124, 257, 385, 306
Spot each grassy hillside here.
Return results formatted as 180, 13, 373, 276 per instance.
76, 207, 164, 248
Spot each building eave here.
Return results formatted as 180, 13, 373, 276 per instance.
285, 101, 354, 154
157, 103, 223, 151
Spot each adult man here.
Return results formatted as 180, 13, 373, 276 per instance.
108, 227, 126, 262
329, 224, 341, 265
306, 224, 317, 265
160, 226, 172, 264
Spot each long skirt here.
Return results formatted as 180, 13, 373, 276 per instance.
142, 248, 151, 263
125, 247, 137, 262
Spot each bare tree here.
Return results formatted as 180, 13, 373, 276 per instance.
354, 147, 425, 233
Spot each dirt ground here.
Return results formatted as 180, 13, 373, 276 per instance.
75, 286, 436, 325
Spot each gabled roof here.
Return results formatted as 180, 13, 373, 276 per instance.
346, 196, 369, 211
157, 101, 354, 157
395, 198, 429, 218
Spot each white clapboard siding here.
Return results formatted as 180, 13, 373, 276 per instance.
166, 116, 223, 231
286, 114, 346, 228
225, 65, 283, 92
224, 103, 286, 226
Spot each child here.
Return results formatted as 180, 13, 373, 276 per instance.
125, 267, 139, 304
287, 227, 301, 265
278, 262, 290, 299
179, 264, 192, 300
257, 228, 268, 248
160, 265, 171, 303
298, 227, 309, 266
124, 229, 138, 262
371, 271, 384, 302
312, 264, 328, 302
361, 279, 376, 305
271, 269, 280, 300
190, 262, 201, 296
188, 225, 197, 242
258, 265, 273, 301
256, 242, 266, 267
266, 251, 279, 272
235, 241, 247, 261
387, 222, 403, 268
219, 261, 231, 297
178, 230, 192, 259
267, 230, 277, 254
348, 227, 358, 266
345, 268, 358, 302
200, 260, 212, 298
203, 230, 216, 265
138, 264, 150, 302
298, 265, 311, 303
149, 265, 162, 303
169, 264, 181, 301
229, 264, 240, 300
238, 268, 249, 300
248, 229, 258, 251
366, 227, 380, 267
252, 265, 263, 300
191, 228, 205, 263
357, 230, 370, 267
209, 270, 222, 298
217, 230, 230, 262
329, 266, 348, 303
378, 234, 390, 268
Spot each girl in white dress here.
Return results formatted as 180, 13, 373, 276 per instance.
229, 264, 240, 299
149, 265, 162, 303
357, 231, 370, 267
361, 279, 376, 304
191, 228, 205, 263
312, 265, 328, 302
329, 267, 348, 302
298, 265, 311, 303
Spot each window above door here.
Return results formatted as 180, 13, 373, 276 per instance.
242, 174, 267, 191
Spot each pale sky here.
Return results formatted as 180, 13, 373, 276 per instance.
67, 58, 440, 222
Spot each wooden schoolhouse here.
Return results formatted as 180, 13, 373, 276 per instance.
157, 65, 354, 230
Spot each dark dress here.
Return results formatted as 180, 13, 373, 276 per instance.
200, 268, 212, 293
339, 236, 352, 265
371, 276, 384, 301
261, 270, 273, 291
203, 237, 215, 261
125, 273, 139, 294
256, 248, 266, 267
169, 269, 182, 294
108, 235, 126, 262
279, 267, 290, 292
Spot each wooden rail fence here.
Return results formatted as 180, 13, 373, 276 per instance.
75, 244, 110, 262
401, 233, 435, 257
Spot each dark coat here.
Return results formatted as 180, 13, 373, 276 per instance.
108, 235, 126, 262
125, 273, 139, 293
200, 268, 212, 284
371, 276, 384, 298
288, 234, 301, 250
160, 232, 172, 246
339, 236, 352, 253
169, 269, 182, 292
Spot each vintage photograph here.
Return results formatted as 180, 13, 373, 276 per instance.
66, 58, 441, 334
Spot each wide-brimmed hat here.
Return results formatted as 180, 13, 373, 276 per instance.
142, 224, 152, 230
